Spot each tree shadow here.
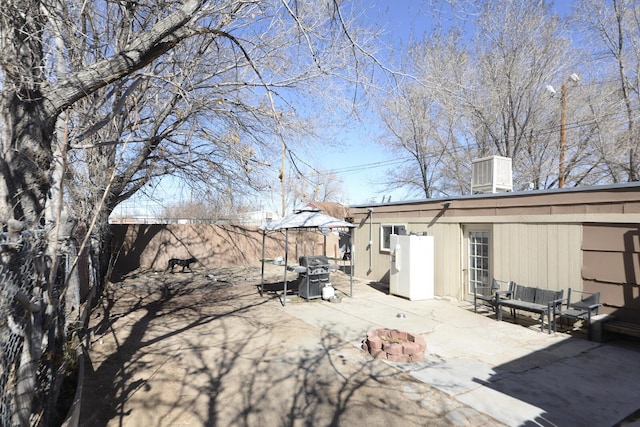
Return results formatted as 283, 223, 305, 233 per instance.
473, 337, 640, 426
471, 226, 640, 426
258, 280, 300, 294
79, 269, 452, 426
79, 273, 269, 426
108, 224, 341, 283
109, 224, 165, 280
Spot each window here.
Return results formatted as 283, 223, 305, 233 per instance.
380, 224, 406, 251
468, 230, 490, 294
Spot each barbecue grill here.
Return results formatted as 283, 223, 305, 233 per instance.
297, 255, 331, 300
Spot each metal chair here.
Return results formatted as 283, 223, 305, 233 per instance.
552, 288, 601, 338
474, 279, 514, 313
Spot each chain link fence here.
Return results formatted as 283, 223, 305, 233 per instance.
0, 227, 93, 426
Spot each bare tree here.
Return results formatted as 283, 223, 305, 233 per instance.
0, 1, 379, 423
374, 0, 580, 195
311, 170, 346, 203
1, 0, 375, 223
379, 81, 449, 198
462, 0, 575, 189
278, 166, 346, 213
377, 29, 472, 198
573, 0, 640, 182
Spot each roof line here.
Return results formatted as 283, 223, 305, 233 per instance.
350, 182, 640, 208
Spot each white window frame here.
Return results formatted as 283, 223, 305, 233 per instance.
380, 224, 406, 252
466, 229, 491, 296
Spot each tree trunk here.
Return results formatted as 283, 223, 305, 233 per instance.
0, 0, 52, 223
0, 96, 53, 223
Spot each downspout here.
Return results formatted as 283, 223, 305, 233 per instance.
260, 230, 265, 296
367, 208, 373, 274
349, 228, 354, 297
283, 228, 289, 307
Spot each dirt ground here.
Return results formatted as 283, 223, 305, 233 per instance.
78, 263, 495, 427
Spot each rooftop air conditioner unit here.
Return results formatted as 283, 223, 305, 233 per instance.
471, 156, 513, 194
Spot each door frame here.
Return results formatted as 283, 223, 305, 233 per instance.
463, 225, 493, 302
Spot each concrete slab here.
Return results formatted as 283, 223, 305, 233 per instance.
407, 358, 495, 395
285, 283, 640, 427
82, 267, 640, 427
477, 343, 640, 426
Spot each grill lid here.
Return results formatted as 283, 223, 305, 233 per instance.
299, 255, 329, 267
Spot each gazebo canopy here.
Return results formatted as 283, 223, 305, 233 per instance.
259, 208, 354, 306
261, 209, 354, 231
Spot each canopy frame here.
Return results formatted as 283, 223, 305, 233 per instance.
259, 209, 354, 306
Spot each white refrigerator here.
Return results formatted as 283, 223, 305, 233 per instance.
389, 234, 435, 300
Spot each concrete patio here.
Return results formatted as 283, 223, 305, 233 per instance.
80, 266, 640, 426
284, 271, 640, 427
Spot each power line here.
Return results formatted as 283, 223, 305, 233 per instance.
290, 100, 640, 180
324, 157, 412, 175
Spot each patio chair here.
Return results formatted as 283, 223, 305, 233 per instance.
474, 279, 514, 313
552, 288, 601, 338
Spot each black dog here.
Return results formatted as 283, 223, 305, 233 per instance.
165, 257, 198, 273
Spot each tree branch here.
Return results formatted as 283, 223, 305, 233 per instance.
43, 0, 203, 119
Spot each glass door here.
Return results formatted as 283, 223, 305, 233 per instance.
467, 230, 490, 297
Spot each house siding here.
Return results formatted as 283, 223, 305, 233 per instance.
418, 222, 460, 298
492, 223, 582, 290
354, 217, 461, 295
582, 223, 640, 321
351, 184, 640, 323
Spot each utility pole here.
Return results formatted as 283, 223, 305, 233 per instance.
549, 73, 579, 189
559, 81, 567, 188
280, 140, 285, 216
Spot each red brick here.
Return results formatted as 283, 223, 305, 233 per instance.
402, 341, 422, 355
410, 352, 426, 362
382, 342, 403, 355
367, 336, 382, 350
390, 330, 408, 340
412, 334, 427, 350
387, 353, 410, 363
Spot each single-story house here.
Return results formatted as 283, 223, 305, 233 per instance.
349, 182, 640, 323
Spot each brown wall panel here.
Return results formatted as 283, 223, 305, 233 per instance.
582, 251, 640, 284
582, 224, 640, 253
110, 224, 341, 276
351, 185, 640, 222
582, 223, 640, 322
583, 280, 640, 321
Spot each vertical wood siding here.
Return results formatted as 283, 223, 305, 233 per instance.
493, 223, 582, 291
353, 220, 462, 297
413, 223, 461, 298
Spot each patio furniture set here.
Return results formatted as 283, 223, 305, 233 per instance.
474, 279, 601, 335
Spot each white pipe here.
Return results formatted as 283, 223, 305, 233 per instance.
368, 209, 373, 273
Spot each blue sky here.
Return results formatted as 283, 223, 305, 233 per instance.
114, 1, 576, 218
312, 0, 461, 206
312, 0, 443, 206
313, 0, 575, 206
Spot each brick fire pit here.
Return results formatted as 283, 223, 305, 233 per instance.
362, 328, 426, 363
